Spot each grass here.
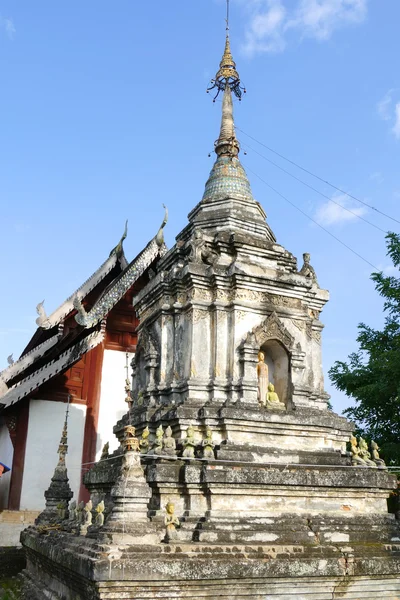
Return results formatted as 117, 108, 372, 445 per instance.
0, 578, 23, 600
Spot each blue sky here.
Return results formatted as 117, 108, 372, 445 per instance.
0, 0, 399, 413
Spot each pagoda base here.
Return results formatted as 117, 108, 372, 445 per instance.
20, 530, 400, 599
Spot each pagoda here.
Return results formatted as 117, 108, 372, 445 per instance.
20, 16, 400, 600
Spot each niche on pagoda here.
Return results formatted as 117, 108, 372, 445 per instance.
240, 312, 296, 409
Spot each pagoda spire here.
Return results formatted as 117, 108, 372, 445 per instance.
36, 397, 73, 524
215, 85, 240, 158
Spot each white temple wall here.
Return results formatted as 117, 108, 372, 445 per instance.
0, 423, 13, 509
20, 400, 86, 511
96, 349, 134, 460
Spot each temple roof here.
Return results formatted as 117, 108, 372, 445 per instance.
34, 223, 129, 331
0, 213, 167, 407
74, 208, 168, 328
0, 329, 105, 408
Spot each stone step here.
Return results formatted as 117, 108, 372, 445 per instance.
96, 576, 400, 599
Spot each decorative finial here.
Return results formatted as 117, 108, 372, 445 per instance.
207, 2, 245, 101
155, 204, 168, 247
36, 300, 48, 327
110, 220, 128, 257
57, 395, 70, 468
7, 354, 14, 366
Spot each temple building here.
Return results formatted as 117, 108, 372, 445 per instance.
4, 12, 400, 599
0, 217, 167, 542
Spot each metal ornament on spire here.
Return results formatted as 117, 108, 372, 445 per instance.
207, 0, 246, 101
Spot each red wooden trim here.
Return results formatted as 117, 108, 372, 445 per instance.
8, 399, 30, 510
78, 343, 105, 503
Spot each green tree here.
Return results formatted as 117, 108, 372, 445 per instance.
329, 232, 400, 465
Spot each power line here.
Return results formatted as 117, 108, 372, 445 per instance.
240, 140, 387, 234
237, 126, 400, 227
243, 162, 379, 271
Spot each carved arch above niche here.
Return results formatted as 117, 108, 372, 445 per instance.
136, 326, 159, 359
245, 311, 295, 352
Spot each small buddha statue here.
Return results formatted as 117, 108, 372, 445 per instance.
359, 437, 377, 467
68, 500, 76, 522
163, 426, 177, 457
257, 351, 268, 406
165, 500, 180, 541
95, 500, 105, 527
139, 426, 150, 454
76, 501, 85, 524
83, 500, 93, 526
153, 425, 164, 455
350, 435, 367, 466
57, 500, 67, 520
266, 383, 285, 410
371, 441, 386, 469
80, 500, 93, 535
202, 427, 215, 459
182, 425, 196, 459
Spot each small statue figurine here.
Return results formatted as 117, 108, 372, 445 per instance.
76, 501, 85, 524
371, 440, 386, 469
299, 252, 318, 285
266, 383, 286, 411
124, 377, 132, 409
83, 500, 93, 526
350, 435, 367, 466
165, 500, 180, 541
202, 427, 215, 459
122, 425, 139, 453
257, 351, 268, 406
152, 425, 164, 455
182, 425, 196, 459
68, 500, 76, 521
100, 442, 109, 461
95, 500, 105, 527
57, 500, 67, 520
359, 437, 377, 467
163, 426, 177, 457
139, 426, 150, 453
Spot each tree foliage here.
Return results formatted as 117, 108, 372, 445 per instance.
329, 232, 400, 464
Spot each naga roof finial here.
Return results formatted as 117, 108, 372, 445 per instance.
110, 220, 128, 257
156, 204, 168, 247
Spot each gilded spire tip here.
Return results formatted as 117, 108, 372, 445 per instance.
207, 33, 244, 102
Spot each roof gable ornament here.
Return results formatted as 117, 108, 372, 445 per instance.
36, 300, 49, 328
74, 206, 168, 329
109, 220, 128, 258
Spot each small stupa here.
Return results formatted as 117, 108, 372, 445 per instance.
21, 6, 400, 599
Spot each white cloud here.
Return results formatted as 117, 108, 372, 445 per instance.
288, 0, 367, 41
243, 0, 287, 55
314, 193, 367, 226
392, 102, 400, 140
377, 91, 400, 140
377, 90, 393, 121
0, 15, 15, 39
240, 0, 367, 56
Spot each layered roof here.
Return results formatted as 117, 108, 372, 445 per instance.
0, 214, 167, 408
